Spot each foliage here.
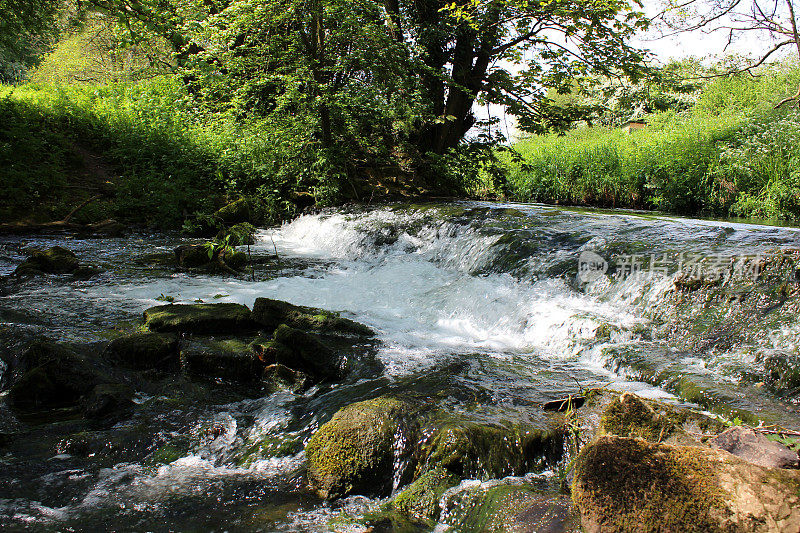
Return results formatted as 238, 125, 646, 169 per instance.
507, 63, 800, 221
0, 78, 296, 226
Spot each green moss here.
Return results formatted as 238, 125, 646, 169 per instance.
572, 436, 727, 533
442, 483, 576, 533
251, 297, 373, 336
422, 419, 564, 480
392, 466, 459, 523
235, 434, 301, 467
600, 392, 676, 441
143, 303, 256, 333
305, 396, 418, 499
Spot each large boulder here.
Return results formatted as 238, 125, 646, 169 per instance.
13, 246, 79, 276
214, 198, 251, 224
144, 303, 256, 334
7, 342, 110, 410
305, 396, 419, 499
104, 333, 179, 370
180, 337, 264, 382
251, 298, 373, 336
256, 324, 345, 383
572, 435, 800, 533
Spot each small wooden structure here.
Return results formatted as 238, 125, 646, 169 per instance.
621, 119, 646, 134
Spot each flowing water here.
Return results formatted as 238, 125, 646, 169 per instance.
1, 201, 800, 531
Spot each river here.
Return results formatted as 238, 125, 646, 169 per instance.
1, 201, 799, 531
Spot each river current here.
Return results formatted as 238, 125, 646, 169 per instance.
1, 201, 799, 531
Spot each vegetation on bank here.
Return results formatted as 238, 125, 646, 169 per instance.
0, 79, 297, 227
506, 63, 800, 221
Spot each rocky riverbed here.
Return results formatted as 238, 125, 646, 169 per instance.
1, 202, 799, 531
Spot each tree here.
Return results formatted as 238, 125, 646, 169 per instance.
0, 0, 68, 82
655, 0, 800, 108
88, 0, 652, 191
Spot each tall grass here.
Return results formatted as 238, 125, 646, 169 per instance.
507, 63, 800, 221
0, 77, 297, 226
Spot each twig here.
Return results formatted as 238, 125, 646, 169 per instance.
62, 195, 103, 223
269, 232, 280, 260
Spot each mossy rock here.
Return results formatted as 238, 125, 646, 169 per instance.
180, 337, 264, 382
72, 264, 104, 280
235, 433, 302, 467
218, 223, 257, 246
265, 324, 345, 382
251, 297, 373, 336
574, 390, 724, 451
761, 352, 800, 392
81, 383, 135, 424
7, 341, 110, 410
572, 435, 800, 532
262, 363, 308, 392
14, 246, 79, 275
175, 244, 211, 268
215, 198, 251, 224
144, 303, 256, 334
422, 419, 564, 480
305, 396, 419, 499
442, 483, 578, 533
104, 332, 179, 370
391, 466, 460, 524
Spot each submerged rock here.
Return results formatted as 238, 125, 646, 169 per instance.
421, 419, 563, 480
572, 435, 800, 533
441, 483, 578, 533
251, 297, 373, 336
709, 426, 799, 469
144, 303, 256, 334
305, 396, 419, 499
262, 363, 308, 392
391, 466, 460, 524
104, 333, 179, 370
13, 246, 79, 276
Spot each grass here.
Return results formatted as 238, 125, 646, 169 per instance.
0, 77, 296, 227
506, 63, 800, 222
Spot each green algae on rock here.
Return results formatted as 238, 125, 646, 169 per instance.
251, 297, 373, 336
305, 396, 419, 499
441, 482, 578, 533
572, 435, 800, 533
104, 332, 179, 370
391, 466, 460, 524
144, 303, 256, 334
13, 246, 79, 276
421, 418, 564, 480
